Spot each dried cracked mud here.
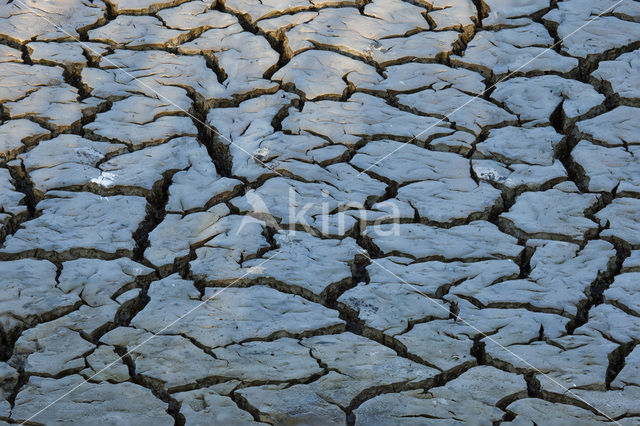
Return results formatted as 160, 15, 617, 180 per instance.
1, 0, 640, 424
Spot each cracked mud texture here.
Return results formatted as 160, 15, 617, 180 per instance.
0, 0, 640, 424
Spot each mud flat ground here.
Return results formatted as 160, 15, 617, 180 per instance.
1, 0, 640, 424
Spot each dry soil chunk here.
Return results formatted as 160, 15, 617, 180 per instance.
365, 221, 522, 261
12, 326, 94, 377
491, 75, 604, 128
591, 49, 640, 105
82, 49, 226, 101
451, 23, 578, 76
94, 136, 203, 195
569, 386, 640, 421
49, 258, 153, 338
194, 230, 360, 302
453, 239, 616, 316
622, 250, 640, 272
189, 215, 271, 280
0, 62, 63, 103
283, 92, 454, 145
282, 7, 429, 58
369, 30, 461, 66
84, 93, 197, 148
571, 141, 640, 195
482, 0, 551, 27
59, 258, 152, 306
340, 257, 519, 337
224, 0, 321, 23
353, 366, 527, 424
131, 275, 344, 348
504, 398, 611, 425
158, 1, 235, 30
351, 139, 470, 184
499, 188, 600, 242
0, 259, 79, 340
361, 62, 485, 94
102, 327, 322, 390
0, 63, 97, 132
500, 331, 617, 392
83, 345, 131, 383
207, 90, 300, 180
0, 119, 49, 165
11, 375, 173, 425
105, 0, 197, 14
237, 384, 344, 425
0, 45, 22, 63
175, 386, 261, 425
0, 0, 106, 44
543, 0, 640, 58
575, 106, 640, 147
230, 165, 386, 230
3, 85, 94, 133
427, 0, 477, 32
596, 197, 640, 247
475, 126, 564, 166
165, 156, 241, 213
300, 332, 439, 408
144, 203, 230, 269
17, 134, 126, 197
1, 191, 147, 259
398, 179, 503, 225
398, 87, 516, 135
26, 42, 108, 69
583, 303, 640, 344
604, 272, 640, 316
397, 303, 570, 372
611, 346, 640, 388
0, 168, 27, 226
177, 23, 279, 95
473, 158, 568, 196
272, 50, 379, 100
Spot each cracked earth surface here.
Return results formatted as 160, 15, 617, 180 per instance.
0, 0, 639, 424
